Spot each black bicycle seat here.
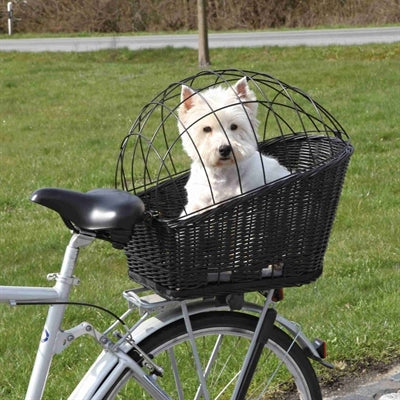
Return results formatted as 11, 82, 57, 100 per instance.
30, 188, 145, 248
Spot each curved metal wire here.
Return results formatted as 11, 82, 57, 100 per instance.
115, 69, 350, 218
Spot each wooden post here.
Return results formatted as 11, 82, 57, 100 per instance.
197, 0, 210, 67
7, 2, 13, 35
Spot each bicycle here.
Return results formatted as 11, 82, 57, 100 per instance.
1, 69, 353, 399
1, 187, 329, 400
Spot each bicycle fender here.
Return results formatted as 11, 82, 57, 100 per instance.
126, 299, 332, 369
68, 351, 120, 400
275, 314, 333, 368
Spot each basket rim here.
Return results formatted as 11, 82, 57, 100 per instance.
133, 134, 354, 225
122, 132, 351, 194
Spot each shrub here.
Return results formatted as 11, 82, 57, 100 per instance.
1, 0, 399, 34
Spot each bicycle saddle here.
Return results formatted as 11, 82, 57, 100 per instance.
30, 188, 145, 248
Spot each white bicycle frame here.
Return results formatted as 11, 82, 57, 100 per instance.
0, 232, 174, 400
0, 231, 325, 400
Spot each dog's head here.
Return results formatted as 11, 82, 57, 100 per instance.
178, 77, 259, 167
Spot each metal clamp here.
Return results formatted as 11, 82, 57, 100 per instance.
47, 273, 80, 286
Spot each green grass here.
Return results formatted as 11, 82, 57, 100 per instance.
0, 43, 399, 398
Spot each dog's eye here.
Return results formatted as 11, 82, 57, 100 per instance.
230, 123, 238, 131
203, 126, 212, 133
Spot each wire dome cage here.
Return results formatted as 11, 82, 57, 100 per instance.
116, 69, 353, 299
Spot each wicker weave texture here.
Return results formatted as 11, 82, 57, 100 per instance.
117, 70, 353, 299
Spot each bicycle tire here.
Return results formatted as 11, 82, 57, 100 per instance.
101, 311, 322, 399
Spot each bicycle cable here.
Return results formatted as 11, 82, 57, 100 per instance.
14, 301, 129, 330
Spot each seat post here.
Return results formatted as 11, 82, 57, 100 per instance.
54, 232, 95, 296
25, 232, 95, 400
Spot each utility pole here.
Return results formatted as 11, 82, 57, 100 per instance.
197, 0, 210, 67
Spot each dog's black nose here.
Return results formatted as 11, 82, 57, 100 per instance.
219, 145, 231, 158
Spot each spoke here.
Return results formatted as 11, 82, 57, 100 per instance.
215, 370, 241, 400
194, 334, 224, 400
257, 335, 300, 399
212, 336, 246, 399
212, 337, 239, 388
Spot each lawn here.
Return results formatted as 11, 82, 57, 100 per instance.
0, 43, 399, 398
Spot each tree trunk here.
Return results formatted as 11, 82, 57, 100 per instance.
198, 0, 210, 67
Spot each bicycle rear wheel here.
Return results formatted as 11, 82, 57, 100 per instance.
103, 311, 321, 399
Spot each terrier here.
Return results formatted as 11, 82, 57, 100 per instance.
178, 77, 289, 216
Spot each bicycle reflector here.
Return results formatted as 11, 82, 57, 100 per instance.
313, 338, 327, 359
272, 289, 284, 302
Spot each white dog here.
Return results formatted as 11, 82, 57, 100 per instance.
178, 77, 289, 216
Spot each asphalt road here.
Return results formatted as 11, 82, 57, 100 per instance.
0, 26, 399, 52
323, 364, 400, 400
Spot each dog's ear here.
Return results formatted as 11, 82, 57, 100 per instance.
180, 85, 196, 112
234, 77, 252, 100
234, 77, 258, 118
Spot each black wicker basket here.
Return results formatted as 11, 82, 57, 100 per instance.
116, 69, 353, 300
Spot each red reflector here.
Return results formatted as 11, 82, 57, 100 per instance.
313, 338, 327, 359
272, 288, 284, 302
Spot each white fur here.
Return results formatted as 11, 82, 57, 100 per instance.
178, 77, 289, 216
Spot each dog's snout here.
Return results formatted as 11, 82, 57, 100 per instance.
219, 145, 231, 158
